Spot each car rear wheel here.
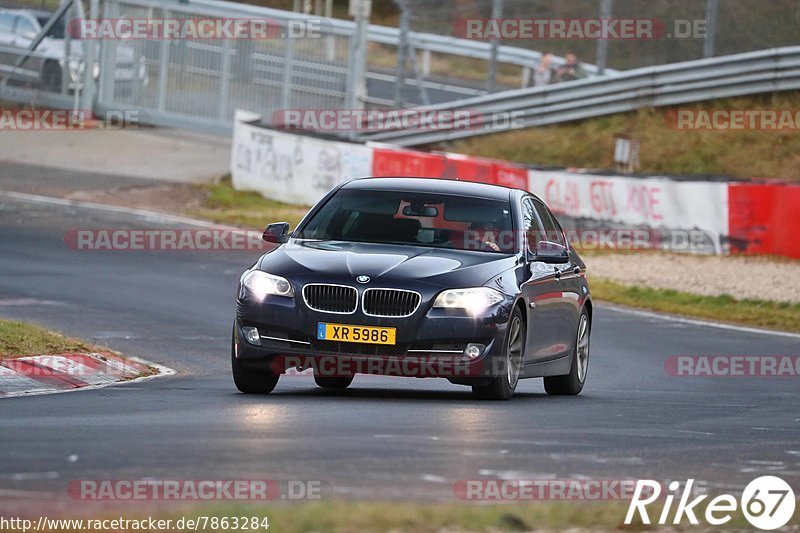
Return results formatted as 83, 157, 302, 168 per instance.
544, 309, 590, 396
42, 61, 63, 93
314, 375, 354, 389
472, 306, 525, 400
231, 328, 279, 394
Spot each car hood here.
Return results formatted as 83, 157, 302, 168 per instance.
259, 240, 517, 289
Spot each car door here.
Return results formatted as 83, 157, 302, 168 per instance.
531, 198, 581, 357
519, 197, 564, 364
12, 14, 43, 84
0, 12, 16, 76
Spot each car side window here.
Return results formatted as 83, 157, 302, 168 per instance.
532, 199, 566, 247
521, 198, 546, 253
15, 16, 37, 37
0, 13, 15, 33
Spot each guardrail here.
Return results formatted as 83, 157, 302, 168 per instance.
361, 46, 800, 146
190, 0, 613, 81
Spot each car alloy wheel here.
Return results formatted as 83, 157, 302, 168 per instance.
506, 315, 523, 389
576, 314, 589, 383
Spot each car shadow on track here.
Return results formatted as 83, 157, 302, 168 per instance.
232, 386, 554, 403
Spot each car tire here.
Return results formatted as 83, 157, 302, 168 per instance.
314, 375, 354, 389
42, 61, 63, 93
472, 306, 526, 401
231, 328, 279, 394
544, 309, 590, 396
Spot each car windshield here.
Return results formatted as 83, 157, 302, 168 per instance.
296, 189, 515, 253
36, 16, 66, 39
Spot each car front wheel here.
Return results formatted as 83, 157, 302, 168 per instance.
231, 328, 279, 394
472, 306, 525, 400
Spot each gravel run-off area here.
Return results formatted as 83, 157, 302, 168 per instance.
587, 252, 800, 304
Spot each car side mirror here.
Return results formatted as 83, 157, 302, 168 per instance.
533, 241, 569, 264
262, 222, 290, 244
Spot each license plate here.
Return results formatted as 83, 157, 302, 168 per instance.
317, 323, 396, 345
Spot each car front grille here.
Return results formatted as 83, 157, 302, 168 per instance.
302, 284, 358, 314
362, 289, 422, 317
311, 340, 409, 357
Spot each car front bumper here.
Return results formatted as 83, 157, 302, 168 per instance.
234, 293, 514, 380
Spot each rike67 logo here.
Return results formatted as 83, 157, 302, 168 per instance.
625, 477, 795, 530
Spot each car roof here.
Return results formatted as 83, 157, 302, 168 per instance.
0, 9, 49, 18
342, 177, 515, 201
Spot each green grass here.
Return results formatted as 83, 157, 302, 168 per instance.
186, 176, 310, 230
445, 92, 800, 180
0, 318, 96, 359
591, 278, 800, 333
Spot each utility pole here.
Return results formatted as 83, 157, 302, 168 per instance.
486, 0, 502, 92
703, 0, 718, 58
595, 0, 612, 75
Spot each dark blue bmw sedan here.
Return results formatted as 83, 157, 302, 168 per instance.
233, 177, 591, 400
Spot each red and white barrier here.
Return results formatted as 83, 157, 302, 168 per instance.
232, 111, 373, 205
0, 353, 156, 398
231, 110, 800, 259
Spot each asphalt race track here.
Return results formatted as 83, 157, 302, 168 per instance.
1, 188, 799, 503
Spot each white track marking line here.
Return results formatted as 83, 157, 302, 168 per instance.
0, 190, 235, 229
599, 303, 800, 340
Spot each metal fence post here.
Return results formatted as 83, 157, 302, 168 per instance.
218, 38, 232, 122
281, 33, 295, 109
596, 0, 612, 75
346, 0, 370, 111
98, 0, 118, 105
486, 0, 502, 92
80, 0, 100, 112
394, 0, 409, 107
704, 0, 718, 58
157, 9, 171, 113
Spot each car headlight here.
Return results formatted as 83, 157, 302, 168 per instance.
433, 287, 504, 314
241, 271, 294, 300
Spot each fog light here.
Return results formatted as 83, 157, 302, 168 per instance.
464, 343, 484, 359
242, 326, 261, 346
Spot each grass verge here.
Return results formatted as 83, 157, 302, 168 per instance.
186, 177, 309, 230
0, 318, 96, 359
591, 278, 800, 333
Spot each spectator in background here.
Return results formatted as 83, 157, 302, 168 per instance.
533, 52, 554, 87
556, 53, 585, 82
